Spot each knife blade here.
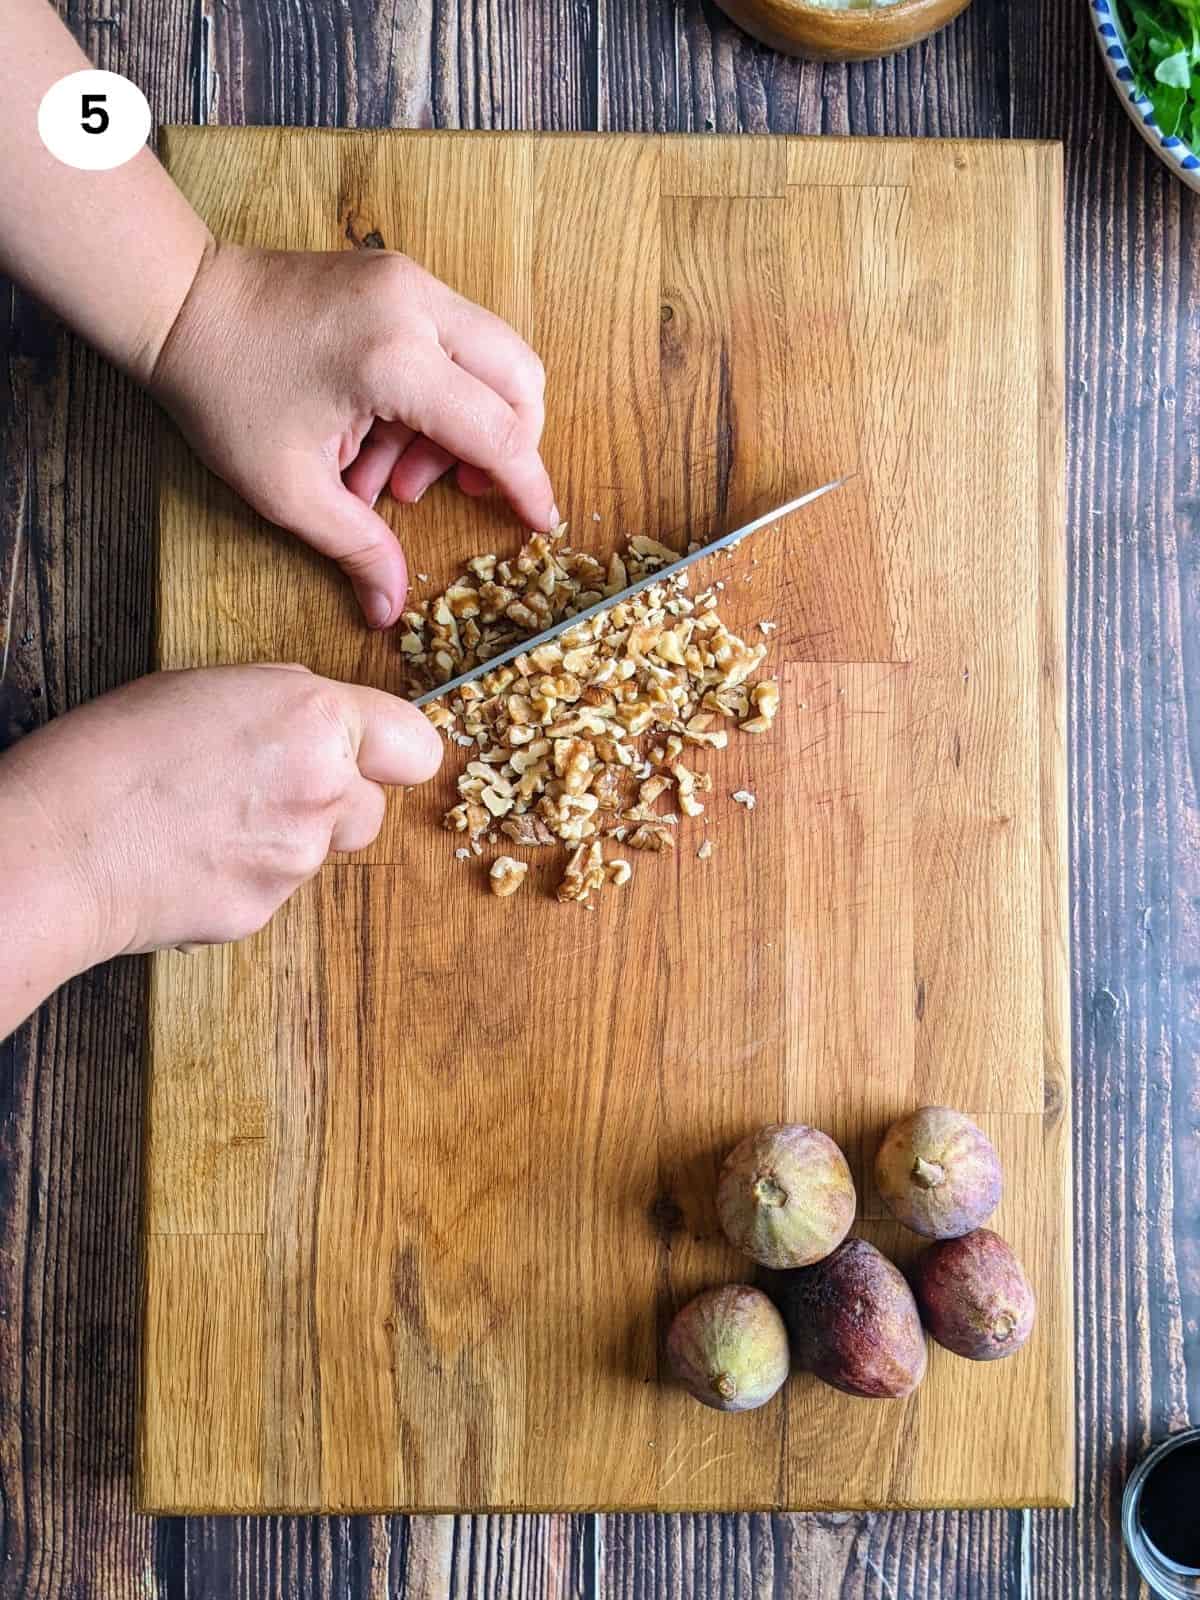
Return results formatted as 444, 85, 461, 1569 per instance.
411, 476, 848, 708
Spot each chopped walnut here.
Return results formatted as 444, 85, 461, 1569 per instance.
741, 678, 780, 734
501, 813, 556, 847
732, 789, 757, 810
489, 856, 529, 897
697, 840, 713, 860
557, 841, 609, 903
405, 519, 781, 901
627, 821, 676, 852
638, 775, 670, 807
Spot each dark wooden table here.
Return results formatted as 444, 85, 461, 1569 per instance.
2, 0, 1196, 1593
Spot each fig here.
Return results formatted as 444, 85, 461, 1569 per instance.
874, 1106, 1001, 1239
780, 1238, 927, 1399
717, 1123, 856, 1269
666, 1284, 790, 1412
913, 1228, 1035, 1360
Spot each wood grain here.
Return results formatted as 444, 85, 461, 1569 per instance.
141, 127, 1068, 1514
1, 0, 1196, 1591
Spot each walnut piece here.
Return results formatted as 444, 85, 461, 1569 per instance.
489, 856, 529, 897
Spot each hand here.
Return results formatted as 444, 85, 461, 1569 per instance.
149, 243, 558, 630
0, 665, 442, 973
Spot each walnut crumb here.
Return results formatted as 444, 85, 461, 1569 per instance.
697, 840, 713, 860
732, 789, 757, 810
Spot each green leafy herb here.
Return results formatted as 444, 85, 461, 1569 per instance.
1117, 0, 1200, 144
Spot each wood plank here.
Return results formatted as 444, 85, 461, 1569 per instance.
661, 134, 787, 196
777, 184, 901, 663
140, 1234, 265, 1510
904, 144, 1048, 1117
780, 661, 913, 1204
146, 938, 272, 1236
659, 195, 792, 543
532, 137, 662, 540
786, 137, 914, 187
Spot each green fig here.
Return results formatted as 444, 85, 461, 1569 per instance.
913, 1228, 1035, 1360
874, 1106, 1001, 1239
666, 1285, 790, 1412
717, 1123, 856, 1269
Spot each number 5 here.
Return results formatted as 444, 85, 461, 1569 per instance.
80, 93, 109, 135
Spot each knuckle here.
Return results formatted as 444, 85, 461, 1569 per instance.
292, 828, 332, 879
214, 896, 277, 945
521, 350, 547, 395
360, 333, 405, 396
289, 686, 356, 779
492, 409, 527, 466
336, 541, 387, 579
382, 251, 420, 291
240, 899, 279, 940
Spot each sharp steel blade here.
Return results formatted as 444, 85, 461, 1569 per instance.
411, 476, 848, 709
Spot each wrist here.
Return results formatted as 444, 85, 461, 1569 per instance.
125, 208, 217, 391
145, 237, 255, 414
0, 747, 120, 996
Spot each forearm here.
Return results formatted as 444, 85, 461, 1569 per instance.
0, 0, 212, 384
0, 754, 107, 1041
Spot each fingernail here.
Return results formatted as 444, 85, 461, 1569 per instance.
363, 588, 392, 628
549, 505, 562, 528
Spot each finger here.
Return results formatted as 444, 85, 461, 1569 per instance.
330, 777, 388, 854
390, 436, 456, 505
435, 301, 547, 444
282, 475, 408, 629
338, 683, 445, 785
456, 463, 492, 497
344, 419, 416, 508
373, 348, 558, 532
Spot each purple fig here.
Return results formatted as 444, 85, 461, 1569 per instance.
780, 1238, 927, 1399
717, 1124, 856, 1269
913, 1228, 1035, 1360
666, 1285, 790, 1412
874, 1106, 1001, 1239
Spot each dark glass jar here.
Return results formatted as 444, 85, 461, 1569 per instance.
1122, 1428, 1200, 1598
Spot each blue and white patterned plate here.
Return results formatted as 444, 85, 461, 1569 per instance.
1090, 0, 1200, 190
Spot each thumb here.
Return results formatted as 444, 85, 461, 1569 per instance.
284, 477, 409, 629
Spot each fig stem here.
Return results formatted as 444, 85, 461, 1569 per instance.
713, 1372, 738, 1401
752, 1175, 788, 1209
910, 1155, 945, 1190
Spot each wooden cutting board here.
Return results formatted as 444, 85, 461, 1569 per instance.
141, 129, 1071, 1513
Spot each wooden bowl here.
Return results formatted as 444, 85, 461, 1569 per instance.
712, 0, 972, 61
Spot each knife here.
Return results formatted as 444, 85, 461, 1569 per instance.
411, 476, 848, 708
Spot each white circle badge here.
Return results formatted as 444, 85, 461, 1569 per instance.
37, 70, 152, 172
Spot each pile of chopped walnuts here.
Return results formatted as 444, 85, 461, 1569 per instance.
396, 525, 779, 903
